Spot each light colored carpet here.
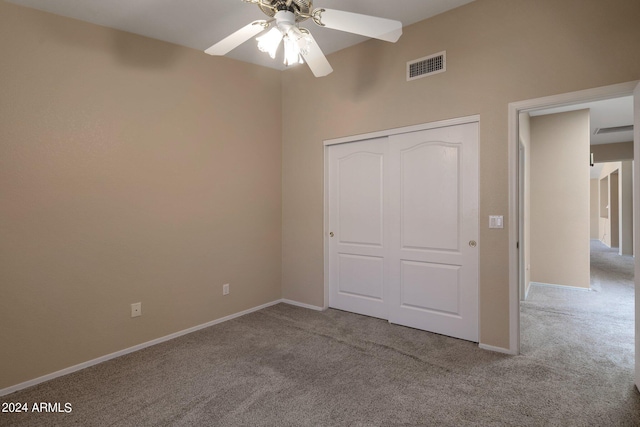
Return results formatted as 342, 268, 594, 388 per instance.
2, 240, 638, 426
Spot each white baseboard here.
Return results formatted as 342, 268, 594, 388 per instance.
0, 299, 285, 397
280, 299, 325, 311
479, 343, 516, 355
530, 281, 591, 292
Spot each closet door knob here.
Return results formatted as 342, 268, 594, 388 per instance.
469, 240, 477, 247
330, 232, 334, 237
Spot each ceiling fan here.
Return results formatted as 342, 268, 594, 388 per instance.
205, 0, 403, 77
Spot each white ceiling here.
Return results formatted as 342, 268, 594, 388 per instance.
6, 0, 475, 70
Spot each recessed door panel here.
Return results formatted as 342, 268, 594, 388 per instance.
401, 261, 460, 315
338, 254, 384, 300
338, 153, 383, 246
401, 143, 460, 251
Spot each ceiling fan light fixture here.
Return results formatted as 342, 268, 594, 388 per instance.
207, 2, 402, 78
256, 26, 283, 59
296, 31, 311, 56
283, 35, 301, 65
256, 10, 310, 66
284, 27, 311, 65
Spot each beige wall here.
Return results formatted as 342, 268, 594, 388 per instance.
592, 141, 633, 163
597, 161, 633, 254
599, 162, 621, 246
592, 149, 633, 250
610, 172, 620, 248
599, 177, 611, 245
590, 179, 600, 239
281, 0, 640, 348
0, 2, 282, 390
619, 161, 633, 255
530, 110, 591, 289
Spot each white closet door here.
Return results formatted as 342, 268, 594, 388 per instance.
388, 123, 479, 342
327, 121, 479, 342
328, 138, 390, 319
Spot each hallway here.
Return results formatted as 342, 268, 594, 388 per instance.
520, 239, 638, 421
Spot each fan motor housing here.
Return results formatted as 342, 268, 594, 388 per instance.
259, 0, 312, 21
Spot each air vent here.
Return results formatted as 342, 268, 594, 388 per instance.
407, 51, 446, 81
594, 125, 634, 135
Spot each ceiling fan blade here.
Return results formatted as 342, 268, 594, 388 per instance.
313, 9, 402, 43
300, 32, 333, 77
205, 20, 269, 56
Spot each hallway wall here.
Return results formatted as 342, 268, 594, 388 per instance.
590, 179, 599, 239
530, 110, 590, 289
597, 161, 633, 255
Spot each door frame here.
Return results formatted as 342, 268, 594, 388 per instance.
518, 140, 526, 302
323, 115, 480, 310
508, 80, 640, 355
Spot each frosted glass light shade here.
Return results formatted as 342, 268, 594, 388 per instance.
256, 27, 283, 59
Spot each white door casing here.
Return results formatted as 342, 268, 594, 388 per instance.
634, 81, 640, 391
326, 118, 479, 342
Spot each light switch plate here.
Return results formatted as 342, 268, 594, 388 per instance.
489, 215, 504, 229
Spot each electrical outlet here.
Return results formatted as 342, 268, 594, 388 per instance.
223, 283, 230, 296
131, 302, 142, 318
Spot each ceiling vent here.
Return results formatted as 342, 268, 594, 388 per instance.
407, 51, 446, 81
594, 125, 634, 135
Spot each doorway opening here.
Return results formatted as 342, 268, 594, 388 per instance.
508, 81, 639, 389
